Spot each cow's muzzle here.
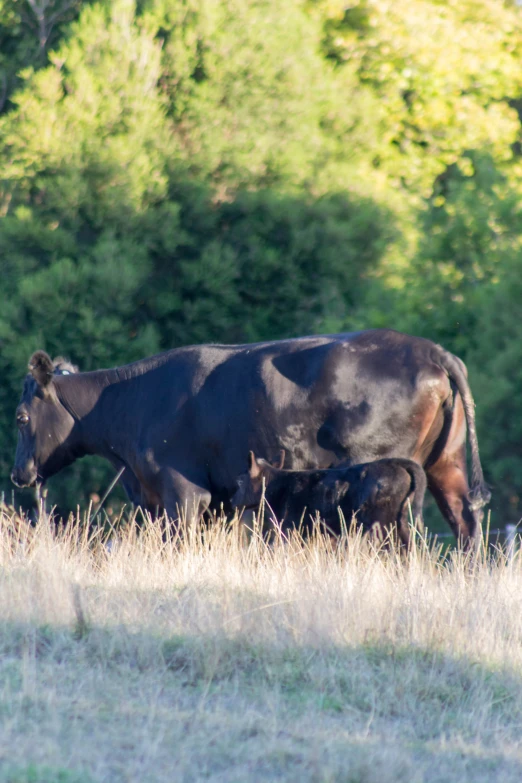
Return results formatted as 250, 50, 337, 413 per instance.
11, 466, 38, 488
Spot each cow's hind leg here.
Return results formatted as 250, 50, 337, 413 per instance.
426, 445, 481, 548
119, 468, 146, 509
425, 388, 484, 549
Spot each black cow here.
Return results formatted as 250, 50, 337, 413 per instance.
11, 330, 490, 545
232, 451, 427, 545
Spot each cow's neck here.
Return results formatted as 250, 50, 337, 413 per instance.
54, 370, 141, 463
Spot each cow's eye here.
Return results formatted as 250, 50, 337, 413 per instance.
17, 414, 29, 427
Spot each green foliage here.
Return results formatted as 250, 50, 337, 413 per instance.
469, 257, 522, 522
393, 152, 522, 353
1, 0, 170, 223
139, 188, 393, 346
0, 0, 87, 114
140, 0, 367, 192
314, 0, 522, 198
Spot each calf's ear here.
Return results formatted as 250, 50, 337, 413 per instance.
29, 351, 55, 388
248, 451, 262, 479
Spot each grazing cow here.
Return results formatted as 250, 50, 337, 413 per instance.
232, 451, 427, 545
11, 330, 489, 545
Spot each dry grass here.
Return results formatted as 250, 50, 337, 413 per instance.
0, 505, 522, 783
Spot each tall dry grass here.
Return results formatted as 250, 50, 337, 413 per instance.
0, 503, 522, 782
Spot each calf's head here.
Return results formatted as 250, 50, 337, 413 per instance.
232, 450, 285, 509
351, 465, 411, 539
11, 351, 78, 488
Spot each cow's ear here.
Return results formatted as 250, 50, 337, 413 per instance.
272, 449, 285, 470
29, 351, 54, 388
248, 451, 262, 479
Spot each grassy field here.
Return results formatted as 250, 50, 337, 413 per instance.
0, 506, 521, 783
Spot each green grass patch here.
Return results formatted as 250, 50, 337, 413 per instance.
0, 766, 92, 783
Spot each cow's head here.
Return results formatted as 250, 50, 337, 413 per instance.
11, 351, 79, 488
231, 450, 285, 509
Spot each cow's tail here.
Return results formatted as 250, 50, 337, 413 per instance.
437, 349, 491, 511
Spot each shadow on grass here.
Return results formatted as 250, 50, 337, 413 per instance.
1, 616, 522, 731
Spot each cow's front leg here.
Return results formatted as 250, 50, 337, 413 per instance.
159, 467, 212, 524
119, 467, 147, 508
106, 457, 144, 508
